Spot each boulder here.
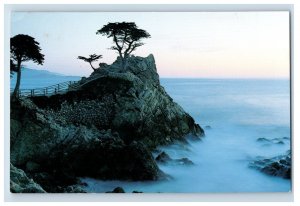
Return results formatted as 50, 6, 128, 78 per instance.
106, 187, 125, 193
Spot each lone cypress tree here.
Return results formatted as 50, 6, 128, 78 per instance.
10, 34, 44, 99
96, 22, 151, 69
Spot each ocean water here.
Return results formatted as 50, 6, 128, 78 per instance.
83, 78, 291, 193
10, 68, 81, 90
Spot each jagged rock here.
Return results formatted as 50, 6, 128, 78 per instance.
10, 164, 45, 193
11, 54, 203, 191
249, 151, 291, 179
10, 100, 164, 193
155, 152, 172, 163
155, 151, 194, 165
30, 54, 204, 148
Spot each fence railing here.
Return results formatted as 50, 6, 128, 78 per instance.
10, 81, 80, 98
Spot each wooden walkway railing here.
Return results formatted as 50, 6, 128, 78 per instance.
10, 81, 80, 98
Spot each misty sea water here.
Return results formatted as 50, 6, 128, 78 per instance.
83, 78, 291, 193
12, 74, 291, 192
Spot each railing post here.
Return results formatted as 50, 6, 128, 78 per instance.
46, 88, 48, 95
55, 88, 57, 94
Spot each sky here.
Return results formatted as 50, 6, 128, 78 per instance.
11, 12, 290, 78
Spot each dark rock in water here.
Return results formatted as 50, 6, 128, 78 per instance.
204, 125, 211, 129
256, 137, 271, 143
256, 137, 289, 146
155, 151, 194, 165
10, 164, 45, 193
106, 187, 125, 193
132, 190, 143, 193
275, 141, 285, 145
155, 152, 172, 163
249, 151, 291, 179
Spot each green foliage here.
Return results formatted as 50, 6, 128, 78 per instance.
11, 34, 44, 67
77, 54, 102, 71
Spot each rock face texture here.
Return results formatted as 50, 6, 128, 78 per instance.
31, 54, 204, 148
10, 164, 45, 193
10, 54, 204, 192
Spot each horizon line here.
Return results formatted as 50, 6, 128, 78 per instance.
18, 67, 290, 80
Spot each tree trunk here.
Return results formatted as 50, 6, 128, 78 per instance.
89, 62, 96, 71
121, 57, 125, 69
123, 57, 128, 69
12, 61, 21, 100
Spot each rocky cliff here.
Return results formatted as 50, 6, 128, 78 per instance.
10, 54, 204, 192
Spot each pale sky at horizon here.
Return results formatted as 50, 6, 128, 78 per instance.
11, 12, 290, 78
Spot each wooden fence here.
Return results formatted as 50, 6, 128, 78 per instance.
10, 81, 80, 98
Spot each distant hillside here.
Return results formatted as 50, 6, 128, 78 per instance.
10, 68, 81, 89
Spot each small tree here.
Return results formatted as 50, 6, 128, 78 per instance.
10, 34, 44, 99
77, 54, 102, 71
96, 22, 151, 69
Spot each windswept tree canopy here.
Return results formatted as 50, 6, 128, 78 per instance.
77, 54, 102, 71
11, 34, 44, 68
10, 34, 44, 99
96, 22, 151, 68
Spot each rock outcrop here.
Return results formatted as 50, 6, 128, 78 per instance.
10, 54, 204, 192
249, 150, 291, 179
256, 137, 289, 145
30, 54, 204, 148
